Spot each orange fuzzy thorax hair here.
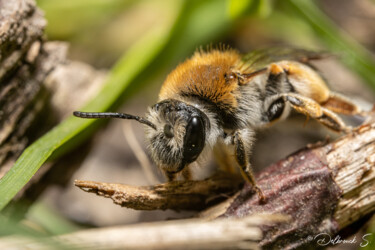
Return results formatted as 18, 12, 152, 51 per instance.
159, 49, 243, 109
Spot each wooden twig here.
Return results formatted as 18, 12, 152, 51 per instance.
75, 122, 375, 249
328, 124, 375, 229
0, 0, 108, 216
210, 123, 375, 249
75, 173, 243, 211
0, 214, 288, 250
0, 0, 47, 171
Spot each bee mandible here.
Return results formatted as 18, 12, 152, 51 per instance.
74, 47, 365, 201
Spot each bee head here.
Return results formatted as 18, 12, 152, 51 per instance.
145, 99, 210, 174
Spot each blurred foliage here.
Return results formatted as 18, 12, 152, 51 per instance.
227, 0, 272, 19
284, 0, 375, 90
37, 0, 135, 39
1, 0, 375, 245
363, 215, 375, 250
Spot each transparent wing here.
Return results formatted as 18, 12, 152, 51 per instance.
242, 47, 330, 72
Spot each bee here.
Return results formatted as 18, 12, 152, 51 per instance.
74, 47, 365, 201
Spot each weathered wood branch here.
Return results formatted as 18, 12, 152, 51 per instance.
75, 122, 375, 249
0, 0, 107, 177
75, 173, 243, 211
0, 0, 107, 213
0, 214, 289, 249
0, 0, 48, 172
213, 123, 375, 249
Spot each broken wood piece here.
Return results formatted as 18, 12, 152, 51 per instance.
75, 173, 243, 211
213, 123, 375, 249
0, 214, 289, 250
75, 122, 375, 249
0, 0, 47, 171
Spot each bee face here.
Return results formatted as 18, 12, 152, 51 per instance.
144, 99, 209, 174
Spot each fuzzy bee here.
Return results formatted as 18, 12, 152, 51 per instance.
74, 47, 365, 201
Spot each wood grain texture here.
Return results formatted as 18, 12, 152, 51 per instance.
75, 173, 243, 211
0, 215, 289, 249
75, 121, 375, 249
0, 0, 107, 211
0, 0, 47, 171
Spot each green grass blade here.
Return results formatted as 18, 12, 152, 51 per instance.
37, 0, 134, 39
363, 219, 375, 250
286, 0, 375, 89
0, 27, 170, 211
227, 0, 253, 19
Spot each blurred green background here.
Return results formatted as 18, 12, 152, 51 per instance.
38, 0, 375, 86
1, 0, 375, 249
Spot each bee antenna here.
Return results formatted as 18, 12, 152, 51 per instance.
73, 111, 157, 130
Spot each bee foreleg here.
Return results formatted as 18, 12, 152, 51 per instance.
182, 166, 192, 180
213, 142, 237, 174
166, 172, 177, 182
322, 92, 365, 116
164, 167, 191, 181
232, 130, 265, 202
283, 93, 352, 133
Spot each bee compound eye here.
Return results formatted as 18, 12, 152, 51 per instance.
183, 116, 205, 164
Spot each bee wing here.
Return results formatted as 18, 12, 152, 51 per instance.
242, 48, 331, 72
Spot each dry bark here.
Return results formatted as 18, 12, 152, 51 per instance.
75, 173, 243, 211
0, 214, 291, 250
216, 123, 375, 249
75, 122, 375, 249
0, 0, 48, 174
0, 0, 107, 213
0, 0, 107, 176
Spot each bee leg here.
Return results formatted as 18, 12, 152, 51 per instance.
213, 142, 237, 174
283, 93, 351, 133
165, 172, 177, 182
182, 166, 192, 180
232, 130, 265, 202
322, 92, 365, 116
